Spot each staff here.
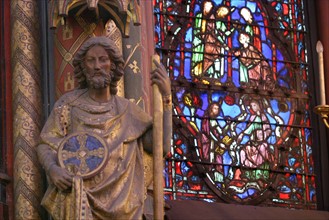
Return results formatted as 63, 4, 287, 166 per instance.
152, 54, 164, 220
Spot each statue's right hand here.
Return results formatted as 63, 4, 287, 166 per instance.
48, 165, 73, 191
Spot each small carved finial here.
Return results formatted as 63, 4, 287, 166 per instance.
87, 0, 100, 10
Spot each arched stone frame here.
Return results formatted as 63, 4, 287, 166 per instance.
49, 0, 142, 99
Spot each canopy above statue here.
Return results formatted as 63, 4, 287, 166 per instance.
49, 0, 141, 37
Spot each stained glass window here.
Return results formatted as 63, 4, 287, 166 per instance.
154, 0, 316, 209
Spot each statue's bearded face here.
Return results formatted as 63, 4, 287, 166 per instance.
84, 45, 112, 89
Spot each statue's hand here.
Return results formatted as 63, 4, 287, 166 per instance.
151, 59, 171, 96
48, 164, 73, 191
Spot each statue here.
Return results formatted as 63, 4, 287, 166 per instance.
37, 36, 172, 219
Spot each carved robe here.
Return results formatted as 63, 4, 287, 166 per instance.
39, 89, 152, 219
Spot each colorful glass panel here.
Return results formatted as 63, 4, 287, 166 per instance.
154, 0, 315, 209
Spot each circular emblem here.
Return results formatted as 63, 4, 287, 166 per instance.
58, 132, 108, 179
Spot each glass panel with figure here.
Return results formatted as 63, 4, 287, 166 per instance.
154, 0, 316, 208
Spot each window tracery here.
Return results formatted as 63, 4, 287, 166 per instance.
154, 0, 316, 208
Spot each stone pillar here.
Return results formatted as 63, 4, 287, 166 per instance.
11, 0, 44, 219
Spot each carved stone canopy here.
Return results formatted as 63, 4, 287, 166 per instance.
49, 0, 141, 36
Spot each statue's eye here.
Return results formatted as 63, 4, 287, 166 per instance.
100, 56, 110, 63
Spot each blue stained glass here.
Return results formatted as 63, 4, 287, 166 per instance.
260, 27, 266, 40
200, 94, 208, 109
217, 120, 226, 128
275, 3, 282, 12
277, 49, 284, 61
181, 162, 190, 175
298, 42, 304, 53
310, 189, 316, 200
278, 79, 289, 88
222, 103, 241, 118
195, 118, 201, 129
275, 102, 291, 124
262, 44, 272, 59
246, 2, 257, 13
231, 10, 240, 20
254, 14, 263, 22
181, 144, 188, 154
184, 61, 192, 78
174, 152, 183, 159
289, 174, 297, 184
173, 68, 179, 78
305, 129, 311, 141
270, 100, 281, 113
295, 166, 304, 174
277, 61, 285, 72
281, 185, 291, 193
191, 175, 200, 182
185, 42, 192, 49
186, 28, 192, 40
213, 0, 224, 5
288, 157, 296, 166
223, 151, 232, 176
183, 108, 191, 118
211, 93, 221, 103
176, 175, 183, 182
193, 4, 200, 13
236, 122, 246, 134
231, 1, 247, 8
268, 134, 277, 145
237, 188, 256, 199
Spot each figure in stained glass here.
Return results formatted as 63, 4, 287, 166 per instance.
240, 7, 262, 51
201, 102, 222, 162
230, 96, 283, 193
200, 99, 236, 181
192, 1, 215, 76
192, 3, 235, 78
234, 32, 275, 90
237, 98, 273, 168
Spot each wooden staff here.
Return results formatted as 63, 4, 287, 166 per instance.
152, 54, 164, 220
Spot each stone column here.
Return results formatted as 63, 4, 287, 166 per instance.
11, 0, 44, 219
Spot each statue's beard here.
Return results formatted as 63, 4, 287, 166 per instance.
85, 70, 112, 89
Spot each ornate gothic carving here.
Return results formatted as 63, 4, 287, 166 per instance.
49, 0, 140, 36
11, 0, 44, 219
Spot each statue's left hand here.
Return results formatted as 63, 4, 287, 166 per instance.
151, 59, 171, 96
49, 165, 73, 191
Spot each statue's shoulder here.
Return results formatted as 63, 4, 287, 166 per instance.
114, 95, 130, 105
114, 95, 142, 111
54, 89, 87, 108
